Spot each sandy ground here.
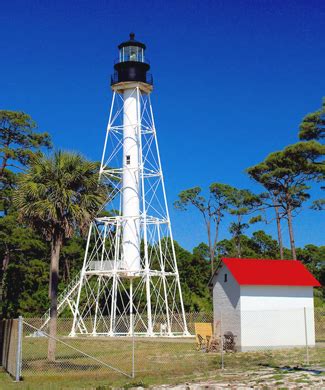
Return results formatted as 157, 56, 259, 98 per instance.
150, 366, 325, 389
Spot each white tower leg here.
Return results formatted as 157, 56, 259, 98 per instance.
149, 96, 189, 335
70, 223, 93, 337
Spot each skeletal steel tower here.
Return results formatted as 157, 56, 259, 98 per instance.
69, 33, 189, 336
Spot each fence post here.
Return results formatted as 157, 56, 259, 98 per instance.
132, 334, 135, 378
132, 314, 135, 378
304, 307, 309, 365
0, 318, 3, 365
220, 311, 224, 370
15, 316, 23, 382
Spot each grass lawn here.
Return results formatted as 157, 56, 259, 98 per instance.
0, 337, 324, 389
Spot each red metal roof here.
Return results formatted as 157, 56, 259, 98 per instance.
222, 258, 321, 287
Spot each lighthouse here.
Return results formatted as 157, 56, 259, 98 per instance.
62, 34, 188, 337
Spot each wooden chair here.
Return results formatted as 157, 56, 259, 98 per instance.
207, 336, 221, 352
196, 334, 206, 351
194, 322, 213, 352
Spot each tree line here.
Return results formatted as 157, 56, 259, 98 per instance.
0, 99, 324, 360
175, 98, 325, 270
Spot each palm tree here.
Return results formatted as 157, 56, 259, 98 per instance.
13, 151, 107, 361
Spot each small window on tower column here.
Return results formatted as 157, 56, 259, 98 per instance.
224, 273, 228, 283
126, 155, 131, 165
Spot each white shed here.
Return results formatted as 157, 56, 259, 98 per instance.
211, 258, 321, 351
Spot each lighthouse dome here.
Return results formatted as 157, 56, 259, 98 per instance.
112, 33, 152, 85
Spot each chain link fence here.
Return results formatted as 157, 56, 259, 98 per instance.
21, 319, 134, 381
219, 307, 324, 371
1, 309, 324, 384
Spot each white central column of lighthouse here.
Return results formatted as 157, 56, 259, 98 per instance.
122, 87, 141, 272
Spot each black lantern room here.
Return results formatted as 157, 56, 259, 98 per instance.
111, 33, 152, 85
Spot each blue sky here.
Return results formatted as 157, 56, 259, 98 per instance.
1, 0, 324, 251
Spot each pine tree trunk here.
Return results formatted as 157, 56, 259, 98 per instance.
237, 217, 241, 258
212, 213, 221, 270
274, 205, 284, 259
237, 238, 241, 258
48, 234, 62, 361
0, 155, 9, 180
65, 258, 70, 282
287, 206, 296, 260
205, 219, 214, 276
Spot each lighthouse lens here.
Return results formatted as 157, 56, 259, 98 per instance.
130, 47, 137, 61
120, 46, 144, 62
